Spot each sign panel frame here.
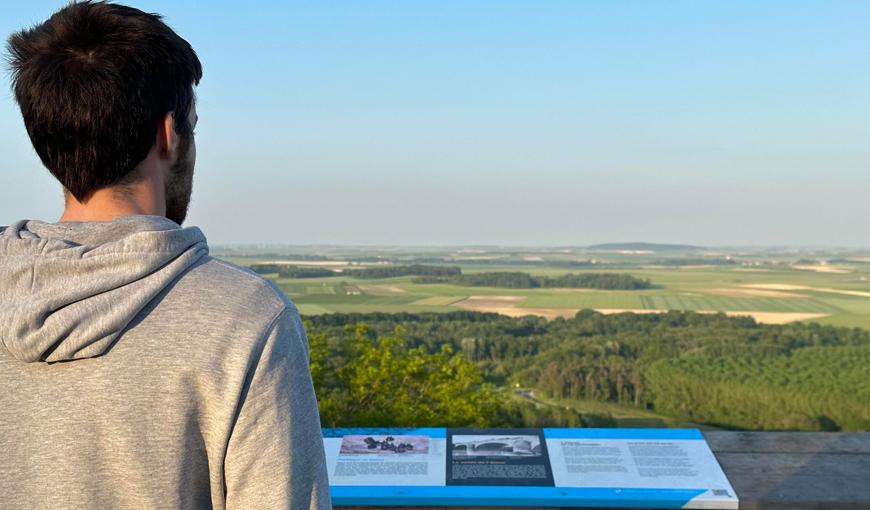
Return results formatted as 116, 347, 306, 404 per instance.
323, 428, 738, 509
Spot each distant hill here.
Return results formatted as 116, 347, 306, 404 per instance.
586, 242, 704, 252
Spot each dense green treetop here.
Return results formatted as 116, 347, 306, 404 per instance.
305, 310, 870, 431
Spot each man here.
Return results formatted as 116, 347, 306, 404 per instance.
0, 2, 331, 508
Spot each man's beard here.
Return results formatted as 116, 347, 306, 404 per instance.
165, 134, 194, 225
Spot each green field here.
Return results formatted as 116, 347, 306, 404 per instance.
217, 247, 870, 329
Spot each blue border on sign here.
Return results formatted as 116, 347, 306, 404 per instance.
330, 485, 707, 507
323, 428, 701, 441
544, 428, 703, 440
323, 427, 446, 438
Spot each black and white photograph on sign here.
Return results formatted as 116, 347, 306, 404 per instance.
451, 435, 542, 458
446, 428, 555, 487
340, 435, 429, 455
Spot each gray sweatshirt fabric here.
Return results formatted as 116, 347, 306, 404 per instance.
0, 215, 332, 509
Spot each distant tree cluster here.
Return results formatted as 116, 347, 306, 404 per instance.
348, 256, 580, 266
249, 263, 283, 274
447, 272, 539, 288
352, 256, 447, 264
542, 273, 651, 289
237, 253, 329, 261
277, 266, 337, 278
650, 258, 736, 266
349, 264, 462, 279
443, 258, 603, 266
304, 310, 870, 431
249, 264, 338, 278
414, 271, 652, 290
828, 258, 853, 264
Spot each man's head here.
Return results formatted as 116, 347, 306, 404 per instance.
7, 1, 202, 224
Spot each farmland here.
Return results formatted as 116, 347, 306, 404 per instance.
216, 244, 870, 329
214, 243, 870, 431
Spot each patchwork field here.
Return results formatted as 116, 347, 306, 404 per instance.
219, 247, 870, 328
220, 246, 870, 432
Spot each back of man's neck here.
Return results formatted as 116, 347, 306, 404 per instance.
59, 189, 164, 223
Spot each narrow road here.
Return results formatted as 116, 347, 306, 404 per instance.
514, 388, 558, 408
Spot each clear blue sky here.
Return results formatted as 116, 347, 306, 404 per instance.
2, 1, 868, 246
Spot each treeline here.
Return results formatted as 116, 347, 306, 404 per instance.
443, 258, 603, 267
278, 266, 336, 278
250, 264, 337, 278
352, 257, 603, 267
237, 252, 335, 262
650, 258, 736, 266
251, 262, 650, 290
250, 263, 284, 274
414, 271, 652, 289
304, 310, 870, 431
351, 256, 446, 264
351, 264, 461, 279
252, 263, 462, 279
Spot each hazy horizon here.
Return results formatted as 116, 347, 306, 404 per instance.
210, 241, 869, 252
3, 1, 869, 247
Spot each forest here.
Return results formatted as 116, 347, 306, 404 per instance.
304, 310, 870, 431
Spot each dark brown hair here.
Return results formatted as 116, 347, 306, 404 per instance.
7, 1, 202, 201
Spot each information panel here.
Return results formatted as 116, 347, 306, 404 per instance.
323, 428, 737, 509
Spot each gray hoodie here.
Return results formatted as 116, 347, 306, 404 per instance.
0, 215, 331, 509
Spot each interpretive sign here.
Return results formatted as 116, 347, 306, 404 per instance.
323, 428, 738, 509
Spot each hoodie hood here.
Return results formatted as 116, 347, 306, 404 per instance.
0, 215, 208, 363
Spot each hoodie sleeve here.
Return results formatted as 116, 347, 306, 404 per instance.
224, 305, 332, 510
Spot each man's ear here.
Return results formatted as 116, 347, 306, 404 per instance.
155, 112, 178, 159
